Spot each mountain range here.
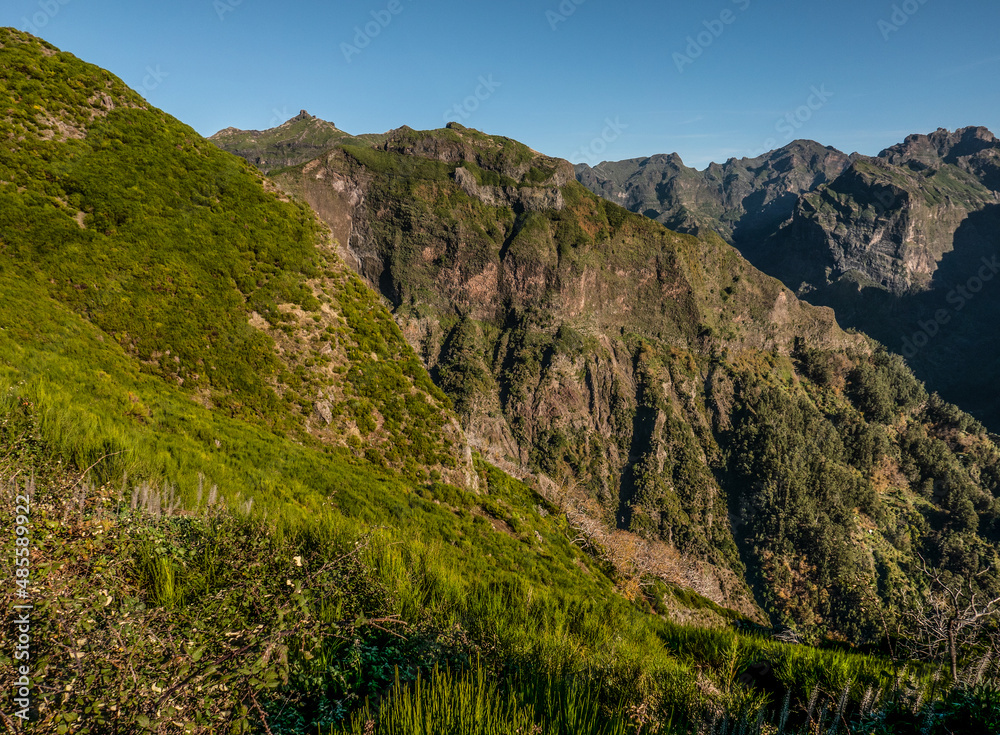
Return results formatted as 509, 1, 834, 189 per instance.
4, 26, 1000, 733
212, 113, 1000, 640
576, 127, 1000, 429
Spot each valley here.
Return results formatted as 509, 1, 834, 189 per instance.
2, 25, 1000, 735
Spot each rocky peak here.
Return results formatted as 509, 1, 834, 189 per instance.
209, 111, 350, 173
645, 152, 688, 170
381, 124, 575, 185
879, 126, 999, 167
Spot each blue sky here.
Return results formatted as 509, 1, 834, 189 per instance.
5, 0, 1000, 169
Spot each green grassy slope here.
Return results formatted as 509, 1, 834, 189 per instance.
0, 27, 467, 491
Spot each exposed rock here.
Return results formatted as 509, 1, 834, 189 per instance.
454, 166, 565, 211
577, 127, 1000, 428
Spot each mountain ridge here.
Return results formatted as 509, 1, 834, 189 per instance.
7, 28, 1000, 732
574, 125, 1000, 428
213, 112, 1000, 644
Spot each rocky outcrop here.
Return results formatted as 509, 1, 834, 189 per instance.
385, 123, 576, 185
454, 166, 566, 212
753, 157, 995, 295
210, 111, 358, 173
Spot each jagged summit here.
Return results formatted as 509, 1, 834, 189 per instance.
878, 125, 998, 166
208, 110, 336, 140
207, 110, 359, 172
576, 138, 851, 241
574, 126, 1000, 426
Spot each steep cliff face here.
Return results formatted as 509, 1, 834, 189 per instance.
577, 127, 1000, 428
751, 157, 998, 296
754, 132, 1000, 426
222, 121, 1000, 639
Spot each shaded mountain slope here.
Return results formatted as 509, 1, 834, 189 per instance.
575, 140, 853, 243
750, 128, 1000, 427
576, 128, 1000, 429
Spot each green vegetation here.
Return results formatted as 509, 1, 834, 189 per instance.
4, 28, 1000, 734
339, 665, 629, 735
270, 109, 1000, 654
4, 422, 992, 735
208, 111, 373, 174
0, 28, 460, 484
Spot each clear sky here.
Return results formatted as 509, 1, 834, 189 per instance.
5, 0, 1000, 169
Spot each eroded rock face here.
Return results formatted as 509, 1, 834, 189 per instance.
578, 127, 1000, 427
754, 159, 994, 296
264, 125, 864, 624
454, 166, 566, 212
879, 126, 998, 168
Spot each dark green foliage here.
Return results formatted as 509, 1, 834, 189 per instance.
924, 392, 987, 435
728, 380, 879, 634
847, 349, 927, 423
857, 684, 1000, 735
435, 318, 494, 418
